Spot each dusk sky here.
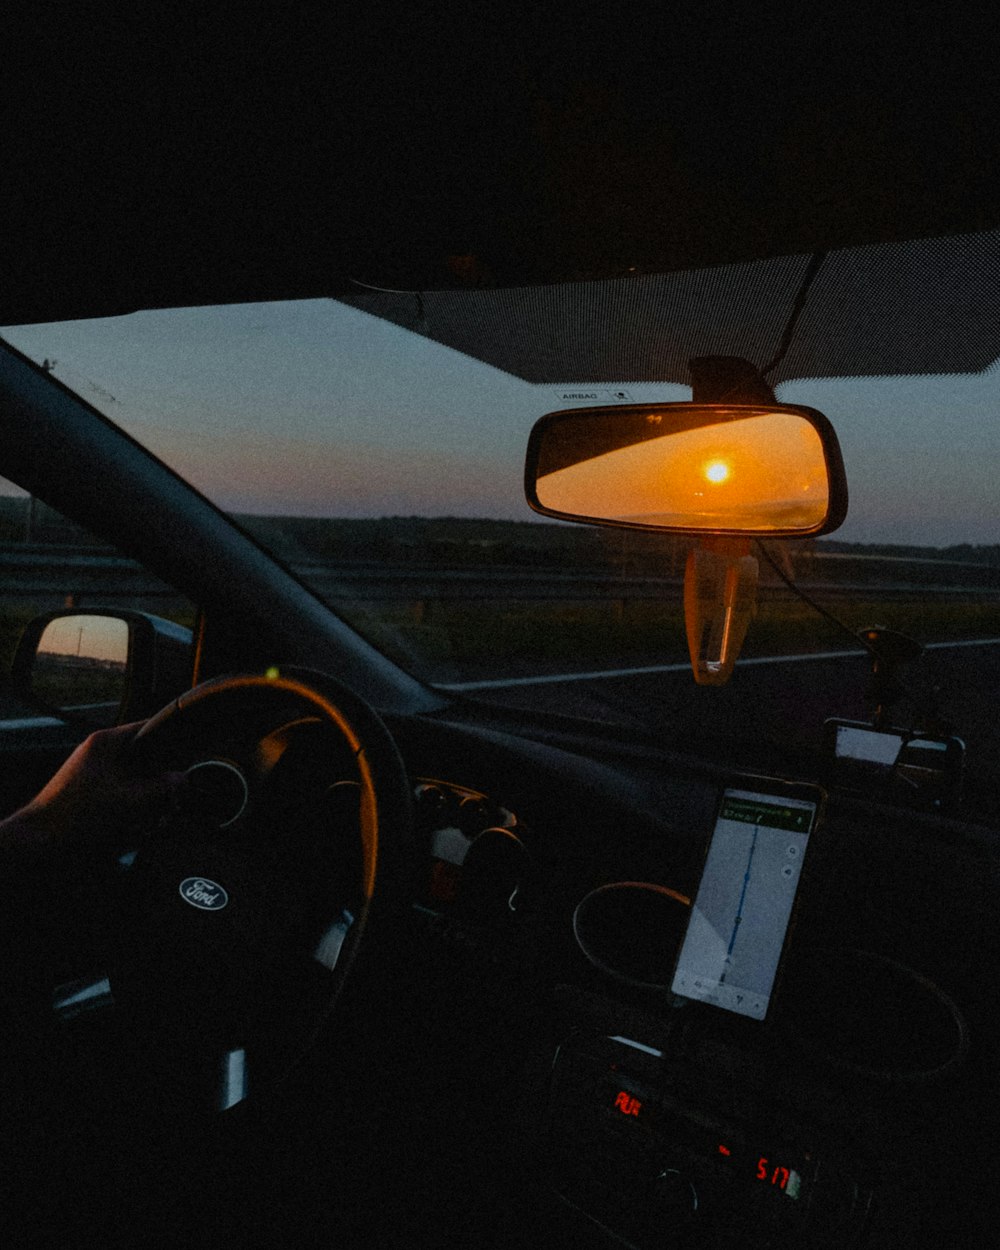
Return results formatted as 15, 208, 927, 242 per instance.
38, 613, 129, 664
3, 299, 998, 548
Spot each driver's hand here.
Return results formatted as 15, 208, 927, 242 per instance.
0, 721, 179, 854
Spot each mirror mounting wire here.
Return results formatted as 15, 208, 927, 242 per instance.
754, 540, 933, 726
759, 250, 828, 381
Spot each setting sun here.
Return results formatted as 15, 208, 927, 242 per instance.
704, 459, 731, 484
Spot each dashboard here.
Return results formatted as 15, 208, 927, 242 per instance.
2, 692, 996, 1248
344, 706, 1000, 1249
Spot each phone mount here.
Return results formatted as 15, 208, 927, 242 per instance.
858, 625, 923, 729
825, 626, 963, 808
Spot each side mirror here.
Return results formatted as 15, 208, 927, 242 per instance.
525, 402, 847, 536
9, 609, 193, 727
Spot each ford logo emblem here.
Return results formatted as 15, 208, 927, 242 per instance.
179, 877, 229, 911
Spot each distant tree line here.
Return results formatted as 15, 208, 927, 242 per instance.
2, 496, 996, 572
818, 538, 1000, 565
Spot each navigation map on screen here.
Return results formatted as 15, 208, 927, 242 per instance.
671, 789, 815, 1020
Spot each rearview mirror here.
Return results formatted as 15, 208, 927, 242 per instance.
524, 403, 847, 536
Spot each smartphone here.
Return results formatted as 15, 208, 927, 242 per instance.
670, 779, 823, 1021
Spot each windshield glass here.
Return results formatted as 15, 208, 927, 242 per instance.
4, 293, 999, 771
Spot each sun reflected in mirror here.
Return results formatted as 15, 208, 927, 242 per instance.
704, 460, 731, 484
529, 405, 837, 534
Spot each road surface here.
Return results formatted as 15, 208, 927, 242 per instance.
439, 640, 1000, 782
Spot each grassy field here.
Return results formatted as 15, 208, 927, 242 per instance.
3, 501, 998, 684
3, 586, 998, 690
333, 594, 1000, 672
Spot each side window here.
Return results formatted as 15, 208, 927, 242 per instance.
0, 478, 196, 713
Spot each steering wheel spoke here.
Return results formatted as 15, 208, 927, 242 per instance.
52, 971, 116, 1022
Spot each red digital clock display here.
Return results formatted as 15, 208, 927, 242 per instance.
756, 1156, 800, 1197
716, 1142, 807, 1200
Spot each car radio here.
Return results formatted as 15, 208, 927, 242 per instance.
545, 1031, 872, 1249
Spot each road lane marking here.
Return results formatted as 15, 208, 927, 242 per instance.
0, 715, 66, 729
923, 637, 1000, 650
439, 638, 1000, 692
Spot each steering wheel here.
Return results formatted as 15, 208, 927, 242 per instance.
24, 667, 413, 1129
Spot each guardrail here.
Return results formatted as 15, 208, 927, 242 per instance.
1, 546, 998, 612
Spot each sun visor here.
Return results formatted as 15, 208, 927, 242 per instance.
334, 229, 1000, 385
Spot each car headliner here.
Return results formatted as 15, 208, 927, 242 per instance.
4, 11, 1000, 383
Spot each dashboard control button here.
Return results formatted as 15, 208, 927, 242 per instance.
651, 1167, 699, 1215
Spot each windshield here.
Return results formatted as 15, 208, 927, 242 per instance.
3, 288, 999, 773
